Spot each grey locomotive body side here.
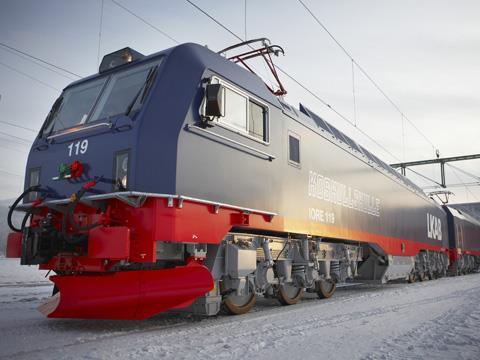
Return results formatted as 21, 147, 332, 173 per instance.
175, 44, 448, 255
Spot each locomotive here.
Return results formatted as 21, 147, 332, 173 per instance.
5, 39, 480, 320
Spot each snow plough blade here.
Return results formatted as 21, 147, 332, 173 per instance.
38, 262, 214, 320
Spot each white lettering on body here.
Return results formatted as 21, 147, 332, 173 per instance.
308, 170, 381, 218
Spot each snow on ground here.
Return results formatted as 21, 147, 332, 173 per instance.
0, 258, 49, 286
0, 258, 479, 360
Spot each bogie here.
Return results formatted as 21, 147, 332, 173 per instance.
211, 233, 361, 315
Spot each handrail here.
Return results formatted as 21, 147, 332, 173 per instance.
14, 191, 277, 217
186, 124, 275, 161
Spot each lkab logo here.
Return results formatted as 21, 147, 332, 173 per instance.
427, 213, 442, 241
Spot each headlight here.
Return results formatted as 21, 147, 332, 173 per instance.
27, 167, 41, 201
114, 150, 129, 191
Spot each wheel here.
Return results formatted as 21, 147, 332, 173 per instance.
277, 284, 304, 305
316, 279, 336, 299
222, 291, 256, 315
407, 273, 416, 283
220, 279, 256, 315
417, 272, 427, 281
427, 271, 435, 280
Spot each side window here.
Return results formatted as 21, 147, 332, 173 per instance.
223, 87, 248, 132
210, 77, 269, 143
249, 100, 267, 141
288, 133, 300, 166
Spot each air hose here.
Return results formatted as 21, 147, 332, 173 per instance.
9, 179, 103, 237
7, 185, 43, 232
63, 177, 103, 234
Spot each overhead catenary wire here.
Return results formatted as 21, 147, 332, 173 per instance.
184, 0, 397, 160
0, 60, 61, 92
0, 2, 441, 188
447, 163, 480, 182
0, 2, 471, 202
423, 182, 479, 190
185, 0, 243, 42
447, 182, 480, 189
244, 0, 247, 40
109, 0, 179, 44
351, 59, 357, 127
0, 42, 81, 78
274, 65, 401, 161
0, 134, 32, 147
407, 167, 443, 188
0, 120, 37, 133
0, 45, 77, 81
447, 164, 480, 202
417, 165, 480, 201
0, 130, 33, 144
184, 0, 401, 162
0, 137, 31, 149
0, 2, 431, 167
97, 0, 105, 68
296, 0, 437, 154
0, 143, 29, 154
0, 168, 23, 178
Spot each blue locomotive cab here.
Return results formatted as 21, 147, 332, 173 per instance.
26, 47, 166, 199
24, 42, 279, 202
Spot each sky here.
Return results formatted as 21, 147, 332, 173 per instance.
0, 0, 479, 203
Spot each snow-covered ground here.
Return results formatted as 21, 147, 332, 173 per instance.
0, 258, 479, 360
0, 257, 49, 286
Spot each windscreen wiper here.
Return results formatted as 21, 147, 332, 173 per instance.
125, 66, 158, 117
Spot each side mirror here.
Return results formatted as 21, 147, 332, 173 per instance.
205, 83, 224, 117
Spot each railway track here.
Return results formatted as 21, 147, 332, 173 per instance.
1, 274, 479, 359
